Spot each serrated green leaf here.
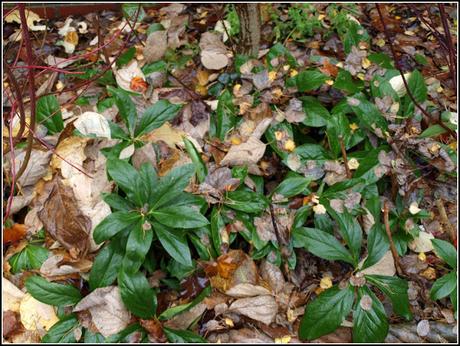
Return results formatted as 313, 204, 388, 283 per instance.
299, 285, 354, 340
135, 100, 181, 137
153, 222, 193, 267
300, 96, 329, 127
163, 327, 207, 343
36, 95, 63, 134
118, 269, 157, 319
89, 232, 126, 290
292, 227, 354, 265
93, 211, 141, 244
430, 271, 457, 301
151, 205, 209, 229
122, 220, 153, 274
365, 274, 412, 320
107, 86, 137, 136
353, 286, 389, 343
9, 244, 49, 274
294, 70, 327, 92
25, 276, 82, 307
431, 239, 457, 269
224, 190, 268, 214
151, 164, 195, 209
42, 314, 79, 343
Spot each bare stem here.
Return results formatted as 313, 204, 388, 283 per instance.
383, 201, 405, 277
339, 136, 351, 179
435, 199, 456, 245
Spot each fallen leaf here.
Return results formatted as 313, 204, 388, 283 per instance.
199, 32, 229, 70
408, 231, 434, 253
229, 295, 278, 325
6, 149, 52, 187
284, 98, 306, 123
40, 254, 92, 279
144, 31, 168, 63
3, 223, 27, 245
359, 250, 396, 276
164, 303, 207, 330
114, 60, 146, 93
74, 112, 111, 139
3, 310, 21, 338
225, 283, 271, 298
73, 286, 130, 337
4, 9, 46, 31
38, 176, 91, 259
51, 136, 88, 179
220, 137, 266, 168
20, 293, 59, 333
3, 278, 25, 312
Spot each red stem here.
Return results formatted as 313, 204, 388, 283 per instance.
11, 65, 84, 74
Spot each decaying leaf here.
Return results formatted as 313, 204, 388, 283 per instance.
220, 137, 266, 171
73, 286, 131, 337
408, 231, 434, 253
19, 293, 59, 333
3, 278, 25, 312
199, 32, 230, 70
74, 112, 111, 139
38, 176, 91, 259
144, 31, 168, 63
359, 251, 396, 276
40, 254, 92, 279
229, 295, 278, 325
7, 149, 52, 187
114, 60, 146, 93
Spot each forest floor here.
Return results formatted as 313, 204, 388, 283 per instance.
2, 3, 458, 343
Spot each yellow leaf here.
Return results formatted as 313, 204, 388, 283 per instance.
65, 31, 79, 46
224, 318, 234, 327
5, 9, 42, 28
284, 139, 296, 152
268, 71, 278, 81
362, 57, 371, 69
289, 69, 298, 77
20, 294, 59, 331
320, 276, 333, 289
418, 252, 426, 262
275, 336, 292, 343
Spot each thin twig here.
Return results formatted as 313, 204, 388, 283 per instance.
383, 201, 405, 277
435, 199, 456, 245
438, 4, 457, 92
15, 4, 37, 182
4, 63, 26, 143
339, 136, 351, 179
375, 4, 455, 137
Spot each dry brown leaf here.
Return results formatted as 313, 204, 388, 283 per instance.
144, 31, 168, 63
164, 303, 207, 330
359, 251, 396, 276
199, 32, 229, 70
220, 137, 266, 168
38, 176, 91, 259
408, 231, 435, 253
225, 283, 271, 298
73, 286, 131, 337
51, 136, 88, 179
229, 295, 278, 325
40, 254, 92, 279
284, 98, 306, 123
3, 278, 25, 313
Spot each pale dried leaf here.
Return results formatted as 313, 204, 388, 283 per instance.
220, 137, 266, 167
225, 283, 271, 298
408, 231, 434, 253
229, 295, 278, 325
144, 31, 168, 63
20, 294, 59, 333
74, 112, 111, 139
359, 251, 396, 276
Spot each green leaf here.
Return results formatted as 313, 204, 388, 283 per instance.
225, 190, 269, 214
368, 53, 394, 69
122, 3, 146, 22
117, 47, 136, 67
299, 285, 354, 340
362, 224, 389, 270
106, 158, 140, 196
271, 176, 311, 199
183, 137, 207, 183
265, 121, 294, 160
122, 220, 153, 274
326, 112, 352, 158
89, 232, 126, 290
327, 208, 362, 265
159, 285, 211, 321
353, 286, 389, 343
25, 276, 82, 307
292, 227, 355, 265
300, 96, 329, 127
450, 287, 457, 320
365, 274, 412, 320
419, 124, 448, 138
42, 314, 79, 343
118, 269, 157, 319
430, 271, 457, 301
107, 86, 137, 136
407, 69, 427, 103
153, 222, 193, 267
294, 143, 331, 162
333, 69, 363, 94
135, 100, 181, 137
146, 23, 165, 36
84, 329, 105, 343
211, 207, 225, 256
294, 69, 327, 92
102, 192, 133, 211
151, 205, 209, 229
347, 93, 388, 135
9, 244, 49, 274
142, 60, 167, 75
163, 327, 207, 343
36, 95, 64, 134
431, 239, 457, 269
93, 211, 141, 244
267, 43, 297, 68
151, 164, 195, 209
214, 89, 237, 141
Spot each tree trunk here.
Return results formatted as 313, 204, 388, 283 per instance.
235, 4, 261, 57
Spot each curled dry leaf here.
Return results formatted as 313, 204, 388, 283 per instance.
51, 136, 88, 179
199, 32, 229, 70
38, 176, 91, 259
73, 286, 131, 337
225, 283, 271, 298
408, 231, 434, 253
229, 295, 278, 325
114, 60, 146, 93
220, 137, 266, 171
40, 254, 92, 279
7, 149, 52, 187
